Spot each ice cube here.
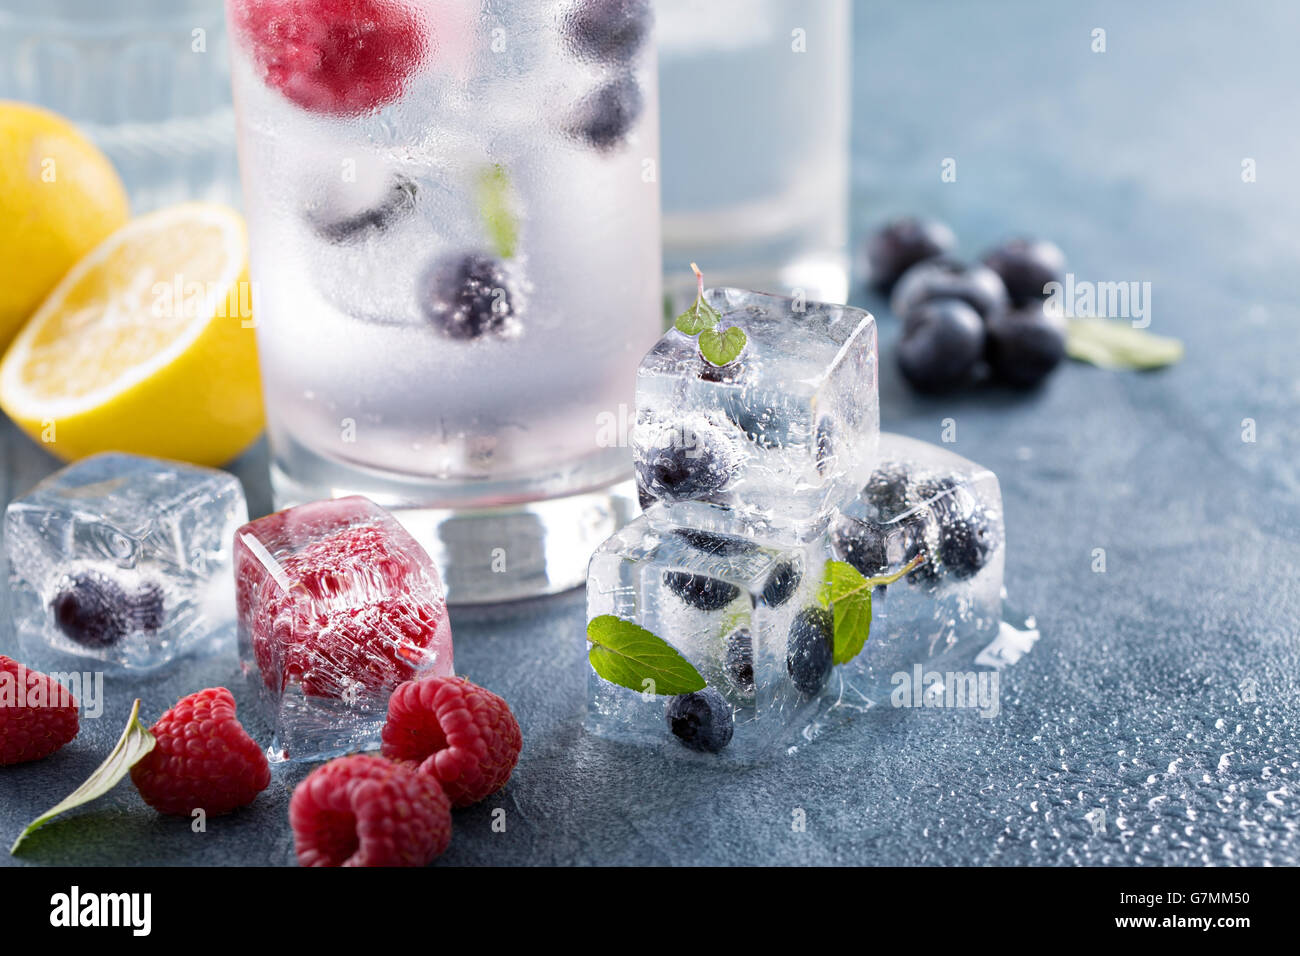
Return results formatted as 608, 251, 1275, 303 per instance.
831, 433, 1005, 700
585, 513, 870, 758
4, 453, 248, 671
234, 496, 453, 762
633, 287, 878, 540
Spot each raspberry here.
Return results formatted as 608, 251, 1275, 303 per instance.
238, 520, 448, 698
290, 754, 451, 866
130, 688, 270, 816
233, 0, 429, 116
0, 656, 79, 766
381, 676, 521, 807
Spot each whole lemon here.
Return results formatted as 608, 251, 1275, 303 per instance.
0, 101, 129, 348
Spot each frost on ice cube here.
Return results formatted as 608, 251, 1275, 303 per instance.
633, 287, 878, 540
585, 514, 873, 758
831, 433, 1005, 700
234, 496, 453, 762
3, 453, 248, 671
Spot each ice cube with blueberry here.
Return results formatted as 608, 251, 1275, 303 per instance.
234, 495, 453, 762
633, 287, 879, 540
4, 453, 248, 670
831, 433, 1005, 698
586, 514, 877, 757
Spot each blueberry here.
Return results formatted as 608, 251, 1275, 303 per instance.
723, 627, 754, 695
981, 237, 1066, 307
761, 560, 802, 608
663, 571, 740, 611
635, 420, 737, 505
420, 252, 518, 340
831, 517, 888, 579
672, 528, 757, 557
890, 258, 1010, 324
563, 0, 651, 64
569, 75, 643, 151
665, 687, 734, 752
862, 463, 912, 519
786, 607, 834, 696
863, 217, 957, 293
938, 509, 998, 579
896, 297, 986, 392
985, 303, 1067, 388
49, 571, 162, 649
308, 175, 418, 244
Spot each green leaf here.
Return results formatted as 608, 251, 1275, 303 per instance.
11, 698, 155, 854
674, 296, 721, 336
586, 615, 706, 696
476, 163, 519, 260
818, 555, 926, 665
698, 325, 747, 366
1066, 318, 1183, 370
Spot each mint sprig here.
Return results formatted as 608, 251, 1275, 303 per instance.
673, 263, 747, 367
477, 163, 519, 260
1065, 318, 1183, 370
587, 615, 706, 696
11, 698, 156, 854
818, 554, 926, 665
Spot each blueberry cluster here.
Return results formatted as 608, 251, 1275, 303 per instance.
831, 461, 1000, 588
864, 218, 1069, 391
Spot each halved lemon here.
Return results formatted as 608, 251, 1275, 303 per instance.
0, 202, 264, 465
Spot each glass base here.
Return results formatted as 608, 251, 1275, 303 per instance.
270, 451, 638, 605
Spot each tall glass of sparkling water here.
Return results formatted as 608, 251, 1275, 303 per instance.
658, 0, 850, 304
224, 0, 662, 602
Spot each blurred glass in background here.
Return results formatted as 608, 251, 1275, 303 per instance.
0, 0, 237, 211
658, 0, 850, 305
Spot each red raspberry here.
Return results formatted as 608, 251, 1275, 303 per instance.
290, 754, 451, 866
0, 655, 78, 766
233, 0, 429, 116
130, 688, 271, 816
237, 517, 450, 698
381, 676, 521, 807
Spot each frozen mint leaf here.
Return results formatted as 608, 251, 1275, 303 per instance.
587, 615, 706, 696
818, 555, 926, 665
674, 296, 720, 336
1066, 318, 1183, 370
11, 698, 155, 854
698, 325, 747, 367
477, 163, 519, 260
674, 261, 722, 335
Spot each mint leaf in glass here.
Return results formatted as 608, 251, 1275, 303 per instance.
476, 163, 519, 260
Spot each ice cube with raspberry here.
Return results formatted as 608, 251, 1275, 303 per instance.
4, 453, 248, 671
234, 495, 453, 762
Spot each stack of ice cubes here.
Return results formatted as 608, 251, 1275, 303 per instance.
4, 453, 248, 671
587, 288, 1008, 756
